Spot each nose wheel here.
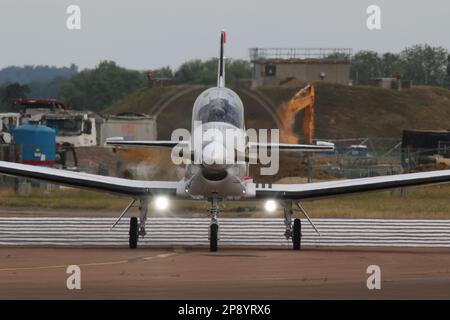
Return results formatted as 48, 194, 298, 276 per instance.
208, 193, 220, 252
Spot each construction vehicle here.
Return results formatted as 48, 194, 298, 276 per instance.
13, 98, 100, 169
42, 112, 97, 147
14, 98, 68, 122
0, 113, 21, 144
42, 111, 101, 169
278, 84, 315, 144
277, 84, 334, 182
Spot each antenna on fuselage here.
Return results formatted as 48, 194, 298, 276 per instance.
217, 30, 226, 88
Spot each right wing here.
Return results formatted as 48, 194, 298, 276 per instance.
248, 141, 334, 152
255, 169, 450, 200
0, 161, 180, 197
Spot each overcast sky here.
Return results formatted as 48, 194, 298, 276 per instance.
0, 0, 449, 70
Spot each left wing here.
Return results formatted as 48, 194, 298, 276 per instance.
105, 137, 189, 149
0, 161, 180, 197
255, 170, 450, 200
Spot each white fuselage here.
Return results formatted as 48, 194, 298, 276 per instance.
182, 87, 253, 200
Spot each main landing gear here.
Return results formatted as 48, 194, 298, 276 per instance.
129, 216, 139, 249
283, 200, 302, 250
283, 200, 321, 250
209, 194, 220, 252
129, 198, 148, 249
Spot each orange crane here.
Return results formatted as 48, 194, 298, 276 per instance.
278, 84, 315, 144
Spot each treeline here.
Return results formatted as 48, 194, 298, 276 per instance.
0, 64, 78, 84
1, 44, 449, 112
58, 61, 147, 111
59, 58, 251, 111
351, 44, 450, 86
163, 58, 252, 84
0, 59, 252, 112
0, 65, 79, 100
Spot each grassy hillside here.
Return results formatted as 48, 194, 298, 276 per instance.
103, 83, 450, 141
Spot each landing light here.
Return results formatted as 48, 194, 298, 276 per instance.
264, 200, 277, 213
154, 195, 169, 211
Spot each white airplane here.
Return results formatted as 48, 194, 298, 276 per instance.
1, 31, 450, 252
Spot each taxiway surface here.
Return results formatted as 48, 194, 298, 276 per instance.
0, 247, 449, 299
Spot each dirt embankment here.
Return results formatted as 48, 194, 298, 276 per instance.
104, 83, 450, 141
100, 83, 450, 181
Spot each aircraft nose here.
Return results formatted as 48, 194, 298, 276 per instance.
202, 141, 229, 170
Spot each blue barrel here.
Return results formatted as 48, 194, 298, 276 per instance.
12, 124, 56, 166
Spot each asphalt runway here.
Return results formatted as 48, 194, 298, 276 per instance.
1, 247, 450, 299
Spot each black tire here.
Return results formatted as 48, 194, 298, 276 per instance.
210, 223, 218, 252
129, 217, 138, 249
292, 218, 301, 250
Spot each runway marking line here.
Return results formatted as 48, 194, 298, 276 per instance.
0, 249, 183, 272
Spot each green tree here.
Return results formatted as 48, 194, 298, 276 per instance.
175, 59, 216, 84
226, 59, 252, 83
175, 58, 251, 85
0, 82, 30, 111
446, 54, 450, 88
350, 51, 383, 84
151, 66, 173, 78
400, 44, 448, 85
381, 52, 403, 78
58, 61, 146, 111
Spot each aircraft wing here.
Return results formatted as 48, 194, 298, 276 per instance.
105, 137, 189, 149
255, 170, 450, 200
106, 139, 333, 152
248, 142, 334, 152
0, 161, 179, 197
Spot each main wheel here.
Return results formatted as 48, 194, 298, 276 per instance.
129, 217, 139, 249
210, 223, 218, 252
292, 218, 301, 250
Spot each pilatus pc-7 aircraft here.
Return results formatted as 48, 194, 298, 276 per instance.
2, 32, 450, 252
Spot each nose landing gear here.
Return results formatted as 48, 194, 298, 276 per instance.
208, 193, 220, 252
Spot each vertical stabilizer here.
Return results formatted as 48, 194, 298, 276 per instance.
217, 30, 226, 88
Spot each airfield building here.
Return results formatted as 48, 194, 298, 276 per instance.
249, 47, 352, 87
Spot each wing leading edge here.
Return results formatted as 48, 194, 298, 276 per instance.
106, 140, 333, 152
0, 161, 179, 197
249, 142, 334, 152
255, 170, 450, 200
105, 139, 188, 149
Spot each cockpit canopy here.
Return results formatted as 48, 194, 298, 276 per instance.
192, 87, 244, 128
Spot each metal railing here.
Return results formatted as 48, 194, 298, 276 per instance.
1, 217, 450, 248
249, 47, 353, 62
